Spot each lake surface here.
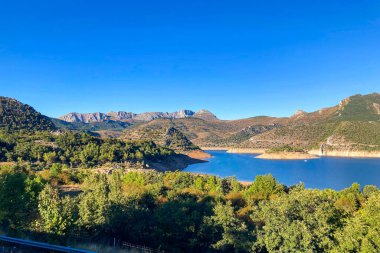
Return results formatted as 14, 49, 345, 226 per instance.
184, 150, 380, 190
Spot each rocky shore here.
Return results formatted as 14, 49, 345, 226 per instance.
309, 149, 380, 158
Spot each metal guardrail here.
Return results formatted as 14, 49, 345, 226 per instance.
0, 235, 95, 253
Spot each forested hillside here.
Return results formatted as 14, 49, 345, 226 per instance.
0, 97, 55, 131
0, 130, 178, 169
123, 125, 200, 153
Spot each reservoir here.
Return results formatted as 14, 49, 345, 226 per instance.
184, 150, 380, 190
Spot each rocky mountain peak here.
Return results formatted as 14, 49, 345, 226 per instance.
193, 109, 218, 120
171, 109, 195, 118
291, 110, 306, 118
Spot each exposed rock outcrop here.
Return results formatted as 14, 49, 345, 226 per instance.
60, 109, 198, 123
60, 112, 109, 123
193, 109, 219, 120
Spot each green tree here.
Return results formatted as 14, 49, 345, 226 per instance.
50, 163, 62, 177
43, 151, 57, 164
38, 185, 77, 235
0, 173, 32, 228
333, 192, 380, 253
252, 188, 341, 253
80, 143, 99, 167
78, 175, 109, 231
99, 143, 116, 163
206, 201, 251, 252
245, 174, 284, 203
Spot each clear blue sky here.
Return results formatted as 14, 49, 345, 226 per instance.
1, 0, 379, 119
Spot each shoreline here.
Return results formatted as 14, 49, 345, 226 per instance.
256, 152, 319, 160
201, 147, 380, 159
201, 147, 229, 151
309, 149, 380, 158
227, 148, 266, 154
201, 147, 266, 154
187, 150, 213, 160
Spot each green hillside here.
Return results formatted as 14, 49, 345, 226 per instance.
335, 93, 380, 121
0, 97, 55, 131
247, 121, 380, 151
124, 124, 200, 153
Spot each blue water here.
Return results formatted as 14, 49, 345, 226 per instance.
184, 150, 380, 190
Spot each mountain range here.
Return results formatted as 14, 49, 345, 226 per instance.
59, 109, 218, 123
121, 93, 380, 153
1, 93, 380, 155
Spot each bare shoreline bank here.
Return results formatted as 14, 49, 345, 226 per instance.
256, 152, 319, 160
201, 147, 380, 159
201, 147, 266, 154
309, 150, 380, 158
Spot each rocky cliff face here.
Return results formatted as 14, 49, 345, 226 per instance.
107, 111, 137, 121
59, 109, 211, 123
60, 112, 110, 123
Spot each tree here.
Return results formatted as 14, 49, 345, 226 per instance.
43, 151, 57, 164
79, 143, 99, 167
38, 184, 77, 235
245, 174, 284, 203
78, 175, 109, 231
362, 185, 378, 198
99, 143, 116, 163
50, 163, 62, 177
335, 183, 363, 214
0, 172, 32, 228
333, 192, 380, 253
206, 201, 251, 252
252, 188, 341, 253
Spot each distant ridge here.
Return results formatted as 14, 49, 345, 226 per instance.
59, 109, 219, 123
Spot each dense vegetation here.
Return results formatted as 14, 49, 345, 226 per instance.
0, 167, 379, 252
0, 130, 173, 168
335, 93, 380, 121
0, 97, 55, 131
124, 125, 200, 153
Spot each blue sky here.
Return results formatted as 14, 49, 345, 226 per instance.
0, 0, 379, 119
